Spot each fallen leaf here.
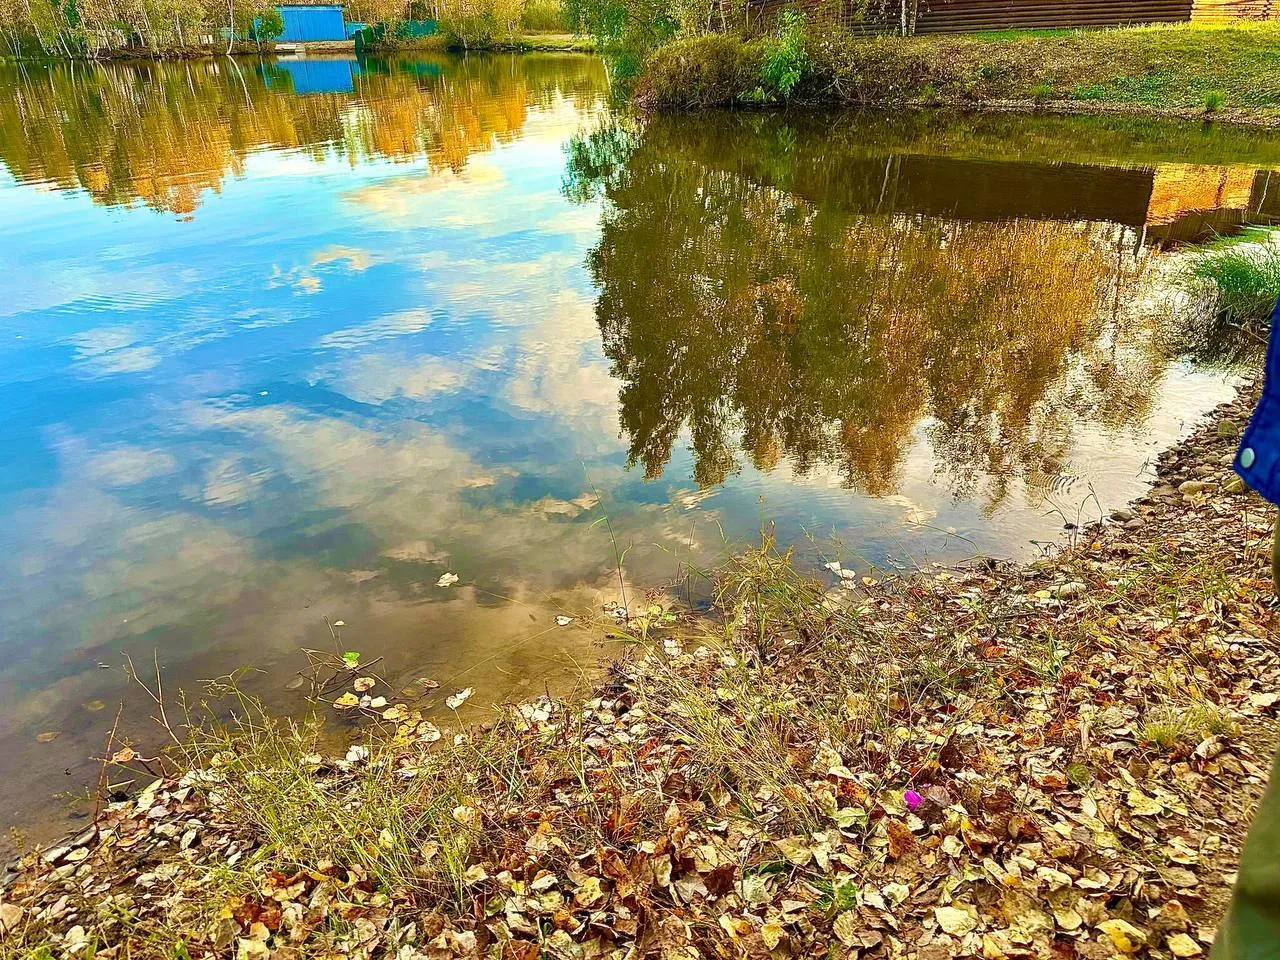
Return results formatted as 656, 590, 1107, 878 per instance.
333, 692, 360, 710
773, 836, 812, 866
935, 904, 979, 936
886, 818, 915, 858
761, 921, 784, 949
437, 572, 459, 587
446, 688, 474, 710
555, 615, 574, 626
1098, 918, 1147, 954
1166, 933, 1203, 958
833, 911, 860, 947
353, 676, 376, 692
1127, 789, 1164, 817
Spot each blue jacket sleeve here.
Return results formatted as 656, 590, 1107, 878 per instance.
1235, 299, 1280, 506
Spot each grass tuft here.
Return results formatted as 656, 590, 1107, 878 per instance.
1140, 701, 1238, 751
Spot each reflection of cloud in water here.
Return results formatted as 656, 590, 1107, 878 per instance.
316, 353, 470, 404
70, 327, 161, 375
317, 308, 437, 349
344, 158, 506, 220
310, 244, 378, 272
199, 456, 272, 507
500, 290, 620, 435
86, 446, 178, 487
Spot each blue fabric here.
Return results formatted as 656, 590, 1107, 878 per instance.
1236, 299, 1280, 505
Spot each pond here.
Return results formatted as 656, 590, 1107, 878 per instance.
2, 52, 1278, 844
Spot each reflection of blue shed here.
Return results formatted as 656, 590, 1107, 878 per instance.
272, 57, 356, 93
276, 4, 347, 41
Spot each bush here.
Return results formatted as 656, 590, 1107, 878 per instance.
758, 9, 807, 100
1204, 89, 1225, 113
521, 0, 570, 29
437, 0, 524, 45
637, 32, 764, 108
251, 7, 283, 40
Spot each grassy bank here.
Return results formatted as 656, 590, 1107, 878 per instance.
637, 21, 1280, 122
4, 388, 1279, 957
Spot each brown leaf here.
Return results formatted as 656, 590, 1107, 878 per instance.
886, 818, 915, 859
704, 863, 736, 897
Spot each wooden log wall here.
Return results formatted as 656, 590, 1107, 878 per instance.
1191, 0, 1278, 22
914, 0, 1193, 32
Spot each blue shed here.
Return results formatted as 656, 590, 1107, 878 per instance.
276, 4, 347, 41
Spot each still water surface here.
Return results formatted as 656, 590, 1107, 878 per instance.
2, 53, 1279, 839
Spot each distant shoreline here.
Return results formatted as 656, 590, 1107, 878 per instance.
0, 32, 595, 62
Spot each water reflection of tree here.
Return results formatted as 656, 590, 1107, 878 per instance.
0, 53, 606, 214
569, 117, 1167, 510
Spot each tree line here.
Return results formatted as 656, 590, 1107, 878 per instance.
0, 0, 538, 57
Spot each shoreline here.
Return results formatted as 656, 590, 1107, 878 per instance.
635, 23, 1280, 127
3, 383, 1278, 957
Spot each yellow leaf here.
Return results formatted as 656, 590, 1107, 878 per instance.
1097, 919, 1147, 954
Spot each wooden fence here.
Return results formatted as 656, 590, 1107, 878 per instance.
752, 0, 1275, 34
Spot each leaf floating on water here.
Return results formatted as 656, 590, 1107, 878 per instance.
381, 706, 405, 721
35, 731, 59, 743
417, 721, 442, 742
555, 615, 574, 626
446, 688, 474, 710
353, 676, 376, 693
368, 696, 387, 709
333, 692, 360, 710
420, 677, 440, 689
83, 699, 107, 713
437, 572, 459, 587
333, 620, 346, 628
110, 747, 137, 764
342, 651, 360, 668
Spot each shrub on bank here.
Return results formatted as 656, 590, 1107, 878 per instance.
636, 32, 764, 107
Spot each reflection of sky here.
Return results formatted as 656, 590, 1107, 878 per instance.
0, 62, 1239, 842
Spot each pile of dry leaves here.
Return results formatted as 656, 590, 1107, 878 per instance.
1, 386, 1277, 960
